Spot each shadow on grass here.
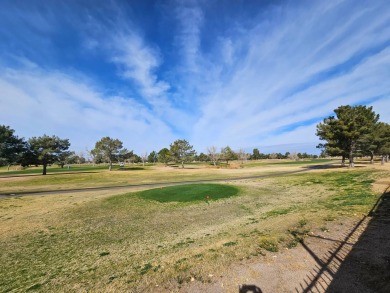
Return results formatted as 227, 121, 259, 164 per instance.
296, 186, 390, 292
117, 167, 145, 171
0, 171, 99, 178
303, 163, 366, 170
354, 160, 386, 165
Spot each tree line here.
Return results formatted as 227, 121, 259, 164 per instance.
0, 127, 319, 175
2, 104, 388, 175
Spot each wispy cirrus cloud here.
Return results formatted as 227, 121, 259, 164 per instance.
174, 2, 204, 73
111, 33, 170, 102
189, 0, 390, 152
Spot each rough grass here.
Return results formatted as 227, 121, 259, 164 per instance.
242, 158, 334, 168
0, 166, 388, 292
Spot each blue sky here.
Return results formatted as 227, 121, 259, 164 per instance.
1, 0, 389, 155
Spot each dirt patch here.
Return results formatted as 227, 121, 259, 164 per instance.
181, 213, 389, 293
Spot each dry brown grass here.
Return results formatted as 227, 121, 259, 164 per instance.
0, 162, 388, 292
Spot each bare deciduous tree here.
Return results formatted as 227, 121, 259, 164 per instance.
288, 152, 299, 161
237, 148, 248, 164
141, 152, 148, 166
207, 146, 219, 166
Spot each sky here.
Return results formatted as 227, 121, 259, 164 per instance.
1, 0, 389, 156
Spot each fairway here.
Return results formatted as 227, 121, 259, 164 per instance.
136, 183, 240, 202
0, 161, 320, 194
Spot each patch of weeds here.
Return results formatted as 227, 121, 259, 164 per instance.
99, 251, 110, 257
176, 275, 187, 285
153, 265, 161, 272
288, 229, 304, 242
250, 250, 262, 257
176, 258, 188, 264
139, 263, 153, 275
208, 248, 216, 252
258, 237, 278, 252
250, 229, 263, 236
289, 223, 310, 244
286, 239, 298, 249
324, 215, 335, 221
247, 217, 259, 224
320, 227, 329, 232
299, 218, 308, 227
173, 241, 188, 248
173, 238, 195, 249
108, 275, 118, 283
223, 241, 237, 247
193, 253, 203, 259
238, 233, 250, 238
239, 204, 252, 213
262, 207, 295, 218
175, 258, 190, 272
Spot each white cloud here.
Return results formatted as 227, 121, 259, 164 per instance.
0, 66, 176, 153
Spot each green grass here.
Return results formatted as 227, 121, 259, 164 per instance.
134, 183, 240, 203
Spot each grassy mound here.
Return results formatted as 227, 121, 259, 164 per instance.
137, 183, 240, 203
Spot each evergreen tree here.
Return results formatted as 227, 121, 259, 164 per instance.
169, 139, 195, 168
0, 125, 26, 170
158, 148, 171, 165
93, 137, 123, 171
316, 105, 379, 167
29, 135, 71, 175
221, 146, 236, 164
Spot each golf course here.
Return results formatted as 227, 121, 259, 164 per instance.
1, 159, 389, 292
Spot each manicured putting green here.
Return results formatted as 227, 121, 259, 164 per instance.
138, 183, 240, 203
